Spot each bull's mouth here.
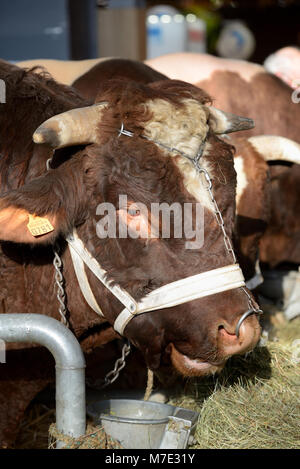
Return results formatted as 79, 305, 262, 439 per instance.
169, 343, 225, 377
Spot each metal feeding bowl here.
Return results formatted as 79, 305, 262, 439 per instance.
87, 399, 199, 449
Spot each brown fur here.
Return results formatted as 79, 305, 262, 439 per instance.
72, 58, 168, 101
259, 164, 300, 268
196, 70, 300, 142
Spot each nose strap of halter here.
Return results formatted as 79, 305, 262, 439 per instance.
114, 264, 246, 335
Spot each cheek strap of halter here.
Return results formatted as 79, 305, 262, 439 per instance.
66, 229, 137, 318
66, 229, 246, 336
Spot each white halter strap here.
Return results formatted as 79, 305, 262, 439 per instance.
114, 263, 245, 335
66, 230, 246, 336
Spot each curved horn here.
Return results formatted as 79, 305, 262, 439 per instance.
208, 106, 255, 134
33, 102, 108, 149
248, 135, 300, 164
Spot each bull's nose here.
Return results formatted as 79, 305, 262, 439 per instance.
217, 314, 261, 356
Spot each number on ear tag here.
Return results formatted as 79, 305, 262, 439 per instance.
27, 214, 54, 237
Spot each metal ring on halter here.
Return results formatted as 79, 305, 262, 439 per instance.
46, 158, 52, 171
118, 122, 134, 138
235, 309, 261, 338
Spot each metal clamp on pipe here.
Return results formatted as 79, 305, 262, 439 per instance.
0, 314, 86, 448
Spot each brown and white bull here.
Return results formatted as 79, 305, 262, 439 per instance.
0, 61, 261, 447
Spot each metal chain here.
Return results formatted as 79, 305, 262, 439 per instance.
196, 165, 237, 264
101, 341, 131, 389
53, 243, 69, 327
46, 156, 69, 327
194, 161, 261, 312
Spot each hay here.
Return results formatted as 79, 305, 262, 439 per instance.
275, 316, 300, 345
170, 317, 300, 449
144, 368, 154, 401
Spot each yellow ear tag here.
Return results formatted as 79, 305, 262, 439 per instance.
27, 214, 54, 237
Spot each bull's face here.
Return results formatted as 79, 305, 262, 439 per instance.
0, 79, 261, 376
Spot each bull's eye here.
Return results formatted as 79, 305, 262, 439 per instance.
118, 202, 152, 240
128, 208, 140, 217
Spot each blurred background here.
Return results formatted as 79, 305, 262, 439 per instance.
0, 0, 299, 64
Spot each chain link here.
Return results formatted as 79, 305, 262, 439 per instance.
101, 341, 131, 389
53, 243, 69, 327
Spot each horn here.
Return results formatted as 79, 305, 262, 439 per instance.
248, 135, 300, 164
33, 102, 108, 149
208, 106, 255, 134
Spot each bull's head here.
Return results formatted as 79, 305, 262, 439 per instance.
0, 79, 261, 376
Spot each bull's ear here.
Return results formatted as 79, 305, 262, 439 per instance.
0, 160, 84, 244
0, 205, 59, 244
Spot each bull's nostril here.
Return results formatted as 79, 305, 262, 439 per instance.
218, 325, 239, 345
217, 314, 261, 356
218, 324, 236, 336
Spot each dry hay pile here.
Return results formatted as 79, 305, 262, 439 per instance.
14, 315, 300, 449
170, 315, 300, 449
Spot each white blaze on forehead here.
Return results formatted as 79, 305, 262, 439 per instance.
144, 98, 214, 210
144, 98, 209, 158
234, 156, 248, 210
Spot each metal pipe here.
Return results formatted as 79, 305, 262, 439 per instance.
0, 314, 86, 448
